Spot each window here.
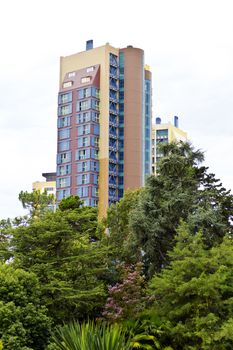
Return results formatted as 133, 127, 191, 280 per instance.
92, 161, 98, 172
81, 76, 91, 83
77, 100, 90, 111
82, 137, 88, 147
92, 112, 99, 123
58, 164, 71, 175
59, 128, 70, 140
83, 198, 90, 206
59, 104, 72, 116
57, 152, 71, 164
92, 87, 99, 98
77, 124, 90, 136
77, 186, 88, 197
86, 66, 94, 73
76, 112, 91, 124
83, 88, 90, 98
59, 92, 72, 104
94, 149, 99, 159
76, 149, 90, 160
68, 72, 76, 78
82, 174, 88, 184
63, 81, 73, 88
57, 177, 70, 188
79, 150, 86, 160
83, 124, 89, 135
58, 116, 70, 128
82, 161, 87, 172
57, 188, 70, 200
93, 199, 98, 207
58, 141, 70, 152
92, 187, 98, 197
94, 137, 99, 148
93, 99, 99, 110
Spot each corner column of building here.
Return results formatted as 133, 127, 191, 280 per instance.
120, 47, 144, 190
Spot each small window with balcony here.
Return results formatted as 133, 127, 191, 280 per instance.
63, 81, 73, 88
68, 72, 76, 78
86, 66, 94, 73
81, 76, 91, 84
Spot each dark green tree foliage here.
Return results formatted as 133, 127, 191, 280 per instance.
148, 223, 233, 350
58, 195, 83, 211
11, 204, 108, 324
0, 263, 51, 350
130, 142, 233, 276
19, 190, 55, 219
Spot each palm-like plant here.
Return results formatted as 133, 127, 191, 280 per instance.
51, 321, 131, 350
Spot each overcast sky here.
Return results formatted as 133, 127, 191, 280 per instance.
0, 0, 233, 219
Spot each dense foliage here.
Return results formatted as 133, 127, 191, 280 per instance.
0, 263, 51, 350
130, 142, 233, 276
148, 222, 233, 349
1, 142, 233, 349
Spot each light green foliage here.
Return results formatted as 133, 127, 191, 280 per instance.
130, 141, 233, 276
0, 263, 51, 350
10, 205, 109, 323
50, 321, 132, 350
0, 219, 12, 262
105, 190, 142, 264
19, 190, 55, 219
148, 223, 233, 349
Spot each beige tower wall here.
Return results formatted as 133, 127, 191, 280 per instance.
120, 47, 144, 190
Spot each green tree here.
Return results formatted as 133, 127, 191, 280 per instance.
10, 204, 109, 324
105, 190, 142, 264
19, 190, 55, 219
147, 222, 233, 349
58, 195, 83, 211
130, 141, 233, 276
0, 263, 51, 350
0, 219, 12, 262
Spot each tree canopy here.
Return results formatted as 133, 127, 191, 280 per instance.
0, 263, 51, 350
130, 141, 233, 276
148, 222, 233, 349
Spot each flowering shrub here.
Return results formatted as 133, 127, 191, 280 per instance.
102, 263, 145, 322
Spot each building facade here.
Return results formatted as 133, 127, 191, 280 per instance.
152, 117, 187, 175
56, 41, 152, 217
32, 172, 56, 211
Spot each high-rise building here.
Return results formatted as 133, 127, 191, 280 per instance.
56, 41, 152, 217
151, 117, 187, 174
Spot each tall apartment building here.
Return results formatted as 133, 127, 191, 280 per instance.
56, 41, 152, 217
152, 117, 187, 174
